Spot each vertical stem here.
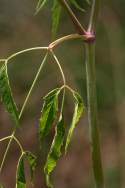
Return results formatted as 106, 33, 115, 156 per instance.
88, 0, 101, 32
85, 42, 104, 188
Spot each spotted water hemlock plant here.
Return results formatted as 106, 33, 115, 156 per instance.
0, 0, 104, 188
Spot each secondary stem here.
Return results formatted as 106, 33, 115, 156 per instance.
85, 42, 104, 188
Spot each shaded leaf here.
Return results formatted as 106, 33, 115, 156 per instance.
36, 0, 48, 14
25, 152, 37, 182
52, 0, 61, 39
39, 88, 60, 144
0, 64, 19, 126
16, 157, 26, 188
44, 115, 65, 188
65, 91, 84, 152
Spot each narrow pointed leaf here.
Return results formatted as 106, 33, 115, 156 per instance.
0, 64, 19, 126
36, 0, 48, 14
25, 152, 37, 183
39, 88, 60, 144
44, 115, 65, 188
16, 157, 26, 188
52, 0, 61, 39
65, 91, 84, 152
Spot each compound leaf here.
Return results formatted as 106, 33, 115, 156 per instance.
0, 64, 19, 126
52, 0, 61, 39
25, 152, 37, 183
65, 91, 84, 152
16, 157, 26, 188
39, 88, 60, 145
44, 114, 65, 188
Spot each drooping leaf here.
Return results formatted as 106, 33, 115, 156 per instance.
16, 157, 26, 188
65, 91, 84, 152
44, 114, 65, 188
36, 0, 48, 14
0, 64, 19, 126
39, 88, 60, 145
52, 0, 61, 39
25, 152, 37, 183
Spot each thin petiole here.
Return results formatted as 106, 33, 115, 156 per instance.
0, 129, 15, 173
19, 52, 48, 119
7, 47, 48, 62
13, 136, 24, 153
50, 50, 66, 86
59, 0, 86, 35
0, 136, 12, 142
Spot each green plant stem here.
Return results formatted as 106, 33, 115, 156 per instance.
19, 52, 48, 118
85, 42, 104, 188
88, 0, 100, 32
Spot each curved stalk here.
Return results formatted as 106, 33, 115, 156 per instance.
50, 50, 66, 86
85, 43, 104, 188
7, 47, 48, 62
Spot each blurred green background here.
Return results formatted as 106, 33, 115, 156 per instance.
0, 0, 125, 187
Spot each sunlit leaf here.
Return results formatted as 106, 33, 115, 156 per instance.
25, 152, 37, 183
39, 88, 60, 145
16, 157, 26, 188
52, 0, 61, 39
65, 91, 84, 152
44, 114, 65, 188
0, 64, 19, 126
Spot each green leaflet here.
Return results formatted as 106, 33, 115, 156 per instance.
65, 91, 84, 152
36, 0, 48, 14
16, 157, 26, 188
44, 115, 65, 188
25, 152, 37, 182
16, 152, 37, 188
0, 64, 19, 126
39, 88, 60, 144
52, 0, 61, 39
